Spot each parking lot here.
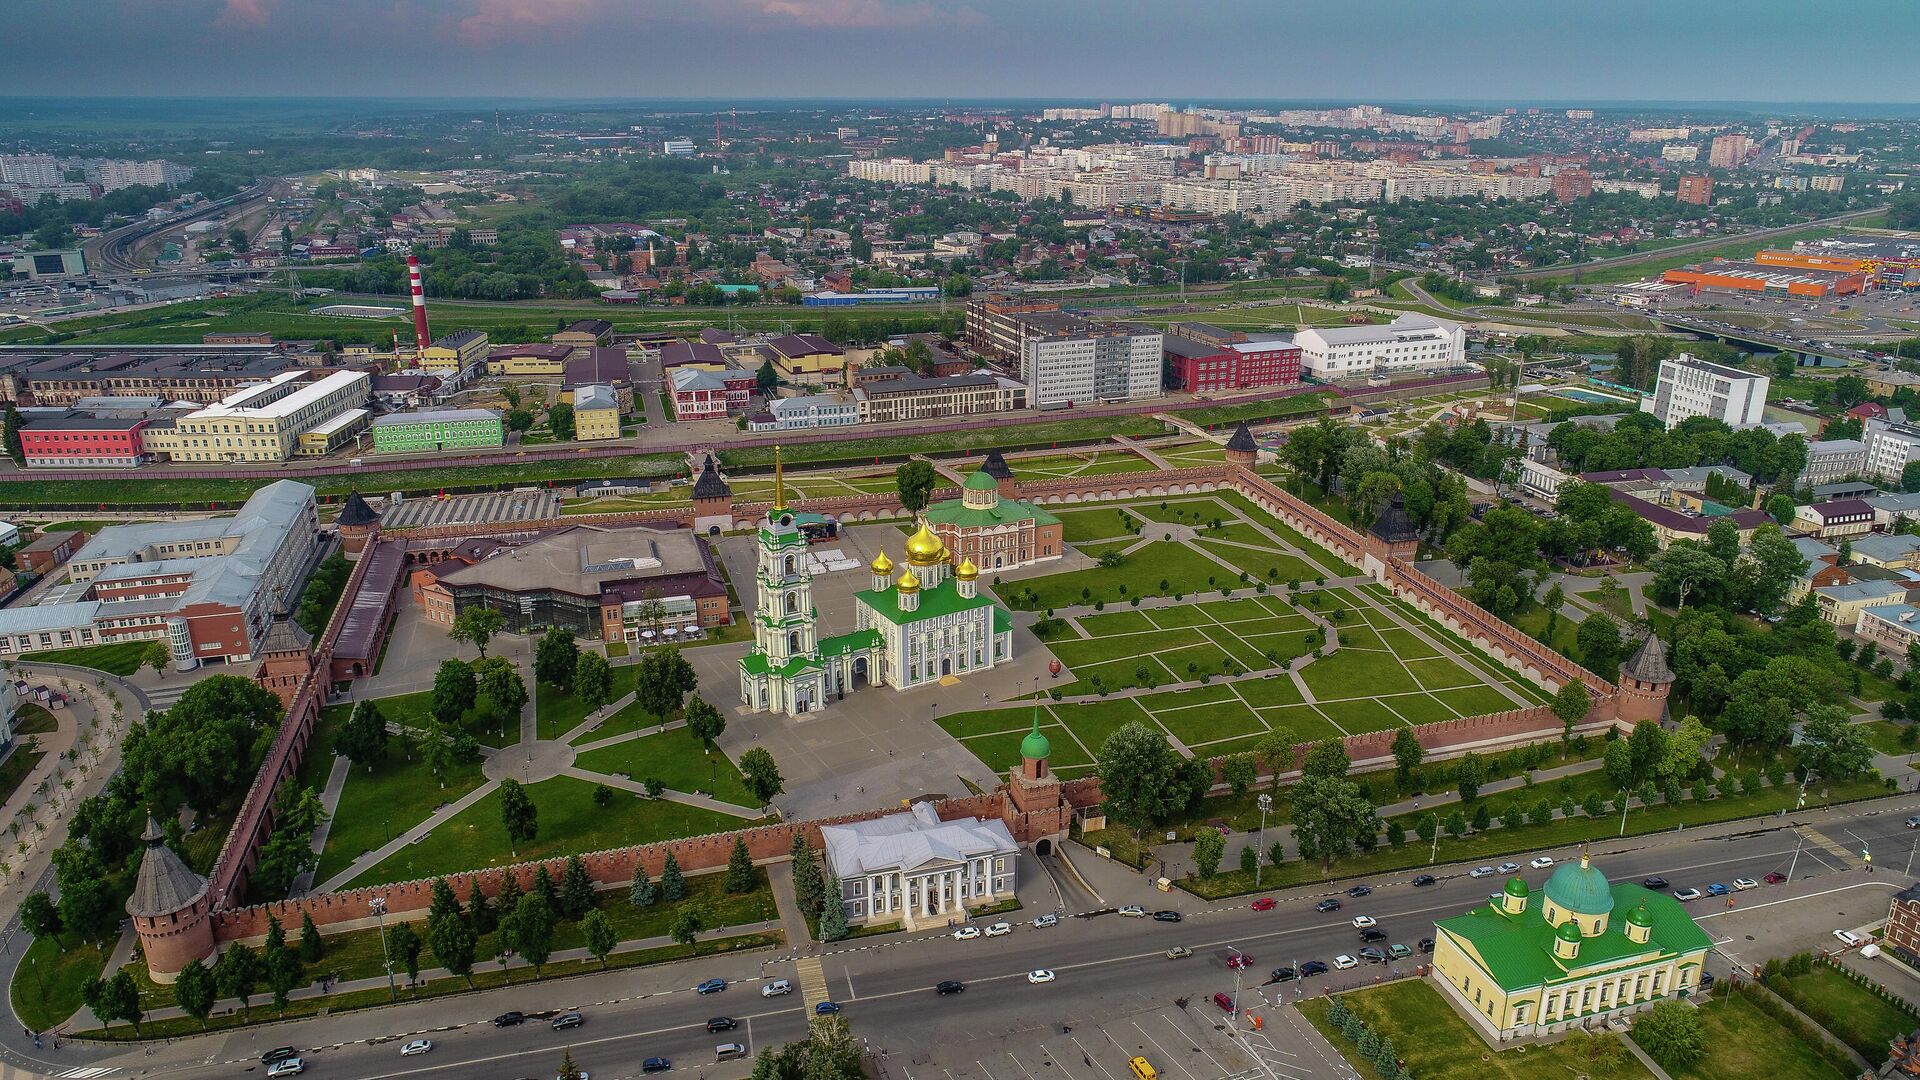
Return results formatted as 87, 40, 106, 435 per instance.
903, 995, 1278, 1080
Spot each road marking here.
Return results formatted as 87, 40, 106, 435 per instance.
795, 956, 829, 1011
1801, 826, 1861, 865
1132, 1021, 1199, 1080
1002, 1051, 1039, 1080
1070, 1036, 1119, 1080
1696, 878, 1903, 920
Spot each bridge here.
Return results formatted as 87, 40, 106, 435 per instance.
1644, 311, 1876, 366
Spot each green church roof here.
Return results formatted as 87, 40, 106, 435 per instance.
1545, 859, 1615, 916
1021, 714, 1051, 761
1504, 877, 1530, 898
1555, 920, 1583, 943
1435, 882, 1712, 994
1626, 902, 1654, 928
922, 494, 1060, 530
855, 576, 1001, 626
964, 469, 1000, 491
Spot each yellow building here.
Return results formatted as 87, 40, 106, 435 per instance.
763, 333, 848, 384
419, 329, 490, 375
485, 343, 575, 377
572, 384, 621, 441
143, 370, 371, 463
1429, 851, 1712, 1043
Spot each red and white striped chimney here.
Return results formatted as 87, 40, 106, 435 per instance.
407, 254, 431, 352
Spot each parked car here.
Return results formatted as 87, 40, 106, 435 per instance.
400, 1040, 433, 1057
717, 1044, 750, 1061
1351, 915, 1377, 928
1251, 898, 1276, 912
1033, 913, 1059, 928
1732, 878, 1758, 891
1332, 955, 1359, 971
953, 926, 981, 940
1166, 947, 1193, 959
762, 980, 793, 997
1764, 872, 1787, 885
937, 980, 966, 995
1299, 961, 1330, 977
1673, 887, 1702, 902
262, 1049, 299, 1066
1270, 966, 1297, 983
1705, 883, 1730, 897
1345, 885, 1372, 898
1417, 938, 1435, 954
1698, 972, 1716, 991
1358, 947, 1388, 964
1642, 876, 1670, 890
1410, 875, 1436, 888
1497, 862, 1521, 874
1119, 906, 1146, 917
267, 1060, 305, 1078
983, 922, 1012, 937
1529, 857, 1555, 870
1212, 992, 1236, 1014
707, 1018, 738, 1033
1153, 910, 1183, 922
1027, 969, 1056, 984
494, 1011, 526, 1027
1834, 929, 1867, 948
696, 978, 726, 995
815, 1002, 841, 1015
1469, 866, 1496, 879
552, 1012, 584, 1031
1388, 943, 1413, 959
1227, 953, 1255, 970
1315, 898, 1343, 912
1359, 928, 1387, 943
643, 1058, 672, 1074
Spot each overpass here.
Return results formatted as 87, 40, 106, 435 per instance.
1644, 311, 1874, 366
1507, 206, 1888, 282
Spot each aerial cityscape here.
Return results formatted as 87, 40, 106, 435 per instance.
6, 3, 1920, 1080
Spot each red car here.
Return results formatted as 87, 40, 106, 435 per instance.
1250, 897, 1276, 912
1213, 992, 1236, 1013
1764, 871, 1787, 884
1226, 953, 1254, 970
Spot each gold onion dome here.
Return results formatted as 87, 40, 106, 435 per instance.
904, 522, 945, 564
869, 551, 894, 574
897, 568, 921, 592
955, 556, 979, 581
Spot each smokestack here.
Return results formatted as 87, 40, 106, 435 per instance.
407, 254, 431, 352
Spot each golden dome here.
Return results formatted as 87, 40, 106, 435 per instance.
897, 567, 921, 592
903, 522, 946, 565
869, 551, 894, 574
955, 556, 978, 581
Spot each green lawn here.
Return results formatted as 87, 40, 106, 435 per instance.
1056, 507, 1140, 543
11, 703, 60, 736
1668, 988, 1853, 1080
1770, 962, 1920, 1066
568, 696, 664, 745
999, 542, 1232, 610
17, 640, 154, 675
935, 706, 1041, 739
573, 729, 759, 807
345, 775, 763, 887
11, 933, 113, 1032
961, 724, 1093, 773
1301, 979, 1652, 1080
0, 746, 47, 807
313, 734, 490, 887
1301, 648, 1419, 699
536, 665, 640, 739
1859, 720, 1918, 759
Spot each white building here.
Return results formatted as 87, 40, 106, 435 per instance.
1865, 418, 1920, 484
745, 394, 858, 432
821, 801, 1019, 929
1291, 313, 1465, 380
1640, 355, 1768, 428
1021, 325, 1162, 406
1800, 438, 1868, 485
848, 159, 933, 184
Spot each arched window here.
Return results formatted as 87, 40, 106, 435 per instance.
785, 591, 798, 613
785, 555, 797, 575
789, 630, 801, 651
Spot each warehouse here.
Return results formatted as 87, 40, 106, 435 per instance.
1661, 259, 1865, 298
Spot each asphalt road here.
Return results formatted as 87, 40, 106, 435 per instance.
1505, 206, 1890, 281
30, 791, 1911, 1080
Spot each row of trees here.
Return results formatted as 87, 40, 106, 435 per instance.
1547, 412, 1807, 485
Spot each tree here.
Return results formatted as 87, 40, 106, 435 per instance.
685, 695, 727, 751
473, 656, 529, 732
1575, 615, 1622, 680
739, 747, 785, 809
466, 873, 497, 934
1798, 704, 1875, 782
725, 836, 756, 893
1301, 738, 1351, 780
1634, 1000, 1705, 1071
559, 854, 595, 919
1193, 829, 1226, 879
1, 406, 24, 465
548, 401, 576, 442
669, 905, 704, 947
389, 921, 423, 982
629, 863, 656, 908
580, 909, 617, 968
1096, 722, 1185, 835
173, 958, 216, 1028
429, 876, 462, 923
1391, 728, 1424, 789
19, 891, 60, 941
336, 700, 390, 772
214, 941, 262, 1013
1603, 739, 1634, 789
120, 675, 281, 814
300, 912, 324, 964
533, 865, 560, 915
791, 832, 824, 915
139, 639, 170, 674
660, 850, 686, 902
266, 932, 306, 1011
503, 892, 557, 976
52, 841, 119, 944
756, 358, 778, 396
431, 659, 477, 726
633, 647, 697, 721
895, 459, 938, 514
574, 651, 614, 715
499, 777, 539, 855
559, 1047, 583, 1080
449, 607, 506, 658
818, 873, 848, 941
1552, 681, 1592, 748
250, 782, 328, 900
1455, 753, 1487, 803
95, 970, 143, 1033
535, 628, 580, 690
1291, 776, 1379, 871
428, 911, 478, 987
1222, 753, 1258, 797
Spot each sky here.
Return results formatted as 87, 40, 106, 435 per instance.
4, 0, 1917, 104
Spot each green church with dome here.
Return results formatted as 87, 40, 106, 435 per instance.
1429, 849, 1713, 1043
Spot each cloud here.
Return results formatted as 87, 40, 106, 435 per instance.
440, 0, 979, 45
748, 0, 976, 29
449, 0, 602, 45
213, 0, 274, 28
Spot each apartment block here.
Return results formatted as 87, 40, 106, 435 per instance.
1640, 355, 1767, 428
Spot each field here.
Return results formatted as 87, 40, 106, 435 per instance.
1768, 960, 1920, 1067
1668, 988, 1854, 1080
15, 640, 155, 674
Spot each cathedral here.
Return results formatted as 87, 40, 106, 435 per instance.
738, 457, 1015, 717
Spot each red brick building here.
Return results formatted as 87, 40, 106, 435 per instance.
1162, 333, 1302, 394
20, 415, 151, 468
1677, 175, 1713, 206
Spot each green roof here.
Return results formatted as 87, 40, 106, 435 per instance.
1626, 902, 1654, 928
1503, 877, 1529, 898
856, 577, 1002, 626
1021, 714, 1051, 761
819, 628, 883, 656
993, 607, 1012, 634
1436, 882, 1713, 994
964, 470, 999, 491
1555, 920, 1582, 943
738, 650, 822, 680
1545, 860, 1615, 916
922, 494, 1060, 530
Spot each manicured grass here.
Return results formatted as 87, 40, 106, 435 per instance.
935, 706, 1040, 739
1192, 539, 1322, 583
17, 640, 153, 675
999, 543, 1233, 611
1406, 657, 1485, 690
1076, 610, 1157, 636
1770, 962, 1920, 1066
1301, 980, 1653, 1080
961, 724, 1091, 773
1301, 648, 1418, 699
11, 933, 113, 1032
1432, 684, 1527, 717
1050, 627, 1207, 666
313, 734, 491, 886
10, 703, 59, 735
1668, 987, 1853, 1080
1056, 697, 1155, 751
1317, 698, 1409, 734
1235, 675, 1304, 708
346, 775, 764, 887
1057, 507, 1140, 543
536, 665, 641, 739
1153, 700, 1265, 745
0, 746, 47, 806
574, 729, 759, 807
1258, 704, 1344, 743
568, 697, 664, 745
1860, 720, 1919, 759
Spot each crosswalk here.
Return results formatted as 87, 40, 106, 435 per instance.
794, 955, 830, 1011
1799, 825, 1863, 867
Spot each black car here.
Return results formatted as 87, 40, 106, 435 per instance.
551, 1012, 583, 1031
1299, 961, 1330, 977
1269, 967, 1298, 983
1153, 910, 1183, 922
1642, 876, 1670, 890
936, 980, 966, 995
1358, 947, 1388, 964
707, 1017, 738, 1033
1359, 928, 1388, 943
1315, 898, 1342, 913
262, 1048, 299, 1065
1410, 874, 1436, 888
492, 1012, 525, 1028
1417, 938, 1434, 954
1346, 885, 1373, 898
643, 1058, 672, 1073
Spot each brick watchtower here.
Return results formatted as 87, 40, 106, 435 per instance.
335, 491, 380, 556
1002, 712, 1070, 845
1368, 494, 1421, 560
980, 450, 1019, 500
127, 816, 215, 983
1223, 422, 1259, 469
691, 454, 734, 535
1615, 631, 1674, 726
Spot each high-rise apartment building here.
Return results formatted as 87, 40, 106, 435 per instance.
1676, 175, 1713, 206
1709, 134, 1751, 169
1640, 354, 1768, 428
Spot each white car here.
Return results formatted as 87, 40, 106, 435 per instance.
1732, 878, 1758, 891
1027, 969, 1056, 984
401, 1039, 433, 1056
1332, 954, 1359, 971
953, 926, 981, 940
1119, 905, 1147, 917
984, 922, 1012, 937
1351, 915, 1377, 929
267, 1062, 305, 1079
1529, 856, 1555, 869
1673, 887, 1702, 902
1834, 929, 1867, 949
762, 979, 793, 997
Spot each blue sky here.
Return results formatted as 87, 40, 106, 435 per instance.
3, 0, 1915, 103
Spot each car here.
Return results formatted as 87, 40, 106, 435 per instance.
1358, 947, 1388, 964
1251, 897, 1276, 912
1764, 871, 1787, 885
1299, 960, 1331, 977
1119, 905, 1146, 917
953, 926, 981, 940
401, 1040, 433, 1057
1226, 953, 1254, 970
1410, 874, 1436, 888
815, 1001, 842, 1015
262, 1049, 300, 1065
696, 978, 726, 995
1497, 862, 1522, 874
1346, 885, 1373, 898
1388, 943, 1413, 959
1698, 972, 1716, 991
1332, 955, 1359, 971
1359, 928, 1387, 943
267, 1061, 305, 1078
1129, 1056, 1157, 1080
1469, 866, 1496, 878
643, 1058, 672, 1073
1033, 913, 1059, 928
1417, 938, 1435, 954
1166, 946, 1193, 959
494, 1011, 526, 1027
552, 1012, 584, 1031
762, 979, 793, 997
1906, 815, 1920, 829
1351, 915, 1377, 928
1529, 857, 1555, 870
1732, 878, 1758, 891
1835, 929, 1867, 948
1315, 898, 1343, 912
984, 921, 1013, 937
1642, 876, 1670, 890
1673, 887, 1702, 902
1212, 992, 1236, 1014
937, 980, 966, 995
1705, 883, 1730, 897
717, 1044, 750, 1062
1028, 969, 1056, 984
1270, 966, 1298, 983
1153, 910, 1183, 922
707, 1017, 738, 1033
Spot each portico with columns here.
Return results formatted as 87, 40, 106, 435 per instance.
820, 801, 1020, 931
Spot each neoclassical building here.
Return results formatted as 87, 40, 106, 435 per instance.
1430, 850, 1712, 1042
822, 799, 1020, 930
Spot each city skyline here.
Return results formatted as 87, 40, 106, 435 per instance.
3, 0, 1918, 104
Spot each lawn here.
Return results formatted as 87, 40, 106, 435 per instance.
1056, 507, 1140, 544
935, 706, 1041, 740
961, 724, 1093, 774
1193, 539, 1322, 582
1667, 987, 1853, 1080
1769, 961, 1920, 1066
16, 640, 154, 675
999, 542, 1231, 611
568, 696, 664, 745
313, 734, 490, 886
536, 665, 641, 739
1859, 720, 1918, 759
1301, 648, 1419, 699
573, 729, 759, 807
345, 775, 763, 888
1301, 979, 1652, 1080
10, 703, 59, 735
11, 933, 114, 1032
0, 746, 47, 806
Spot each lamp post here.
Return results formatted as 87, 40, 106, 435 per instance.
1255, 794, 1272, 888
1226, 944, 1247, 1039
1618, 789, 1630, 837
370, 895, 397, 1003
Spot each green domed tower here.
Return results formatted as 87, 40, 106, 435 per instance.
1020, 712, 1052, 780
1499, 875, 1530, 916
1543, 849, 1615, 937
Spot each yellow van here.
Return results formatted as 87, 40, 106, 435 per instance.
1129, 1057, 1156, 1080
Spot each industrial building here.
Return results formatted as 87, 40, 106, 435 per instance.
1760, 236, 1920, 289
0, 345, 328, 407
141, 370, 371, 463
1661, 259, 1865, 298
19, 414, 156, 468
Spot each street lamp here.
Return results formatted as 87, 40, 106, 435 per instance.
369, 895, 397, 1003
1618, 789, 1631, 837
1226, 944, 1247, 1039
1255, 794, 1272, 887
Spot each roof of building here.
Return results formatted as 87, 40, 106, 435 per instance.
1225, 422, 1258, 454
963, 469, 999, 492
855, 575, 1001, 627
820, 801, 1019, 877
331, 538, 407, 662
1162, 334, 1230, 360
372, 408, 499, 428
692, 455, 731, 500
1851, 533, 1920, 563
1806, 499, 1875, 521
979, 450, 1013, 480
126, 816, 208, 919
659, 340, 731, 368
1436, 878, 1711, 993
1860, 603, 1920, 631
1621, 632, 1674, 684
767, 333, 845, 358
336, 491, 380, 527
18, 529, 83, 554
430, 329, 486, 349
1545, 854, 1615, 915
258, 619, 313, 655
561, 318, 613, 336
436, 523, 715, 599
488, 343, 572, 362
1369, 494, 1419, 544
573, 384, 619, 413
1021, 714, 1051, 761
1814, 579, 1907, 603
67, 480, 314, 614
564, 346, 631, 387
186, 369, 367, 423
1294, 312, 1460, 347
922, 491, 1060, 530
21, 414, 148, 432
